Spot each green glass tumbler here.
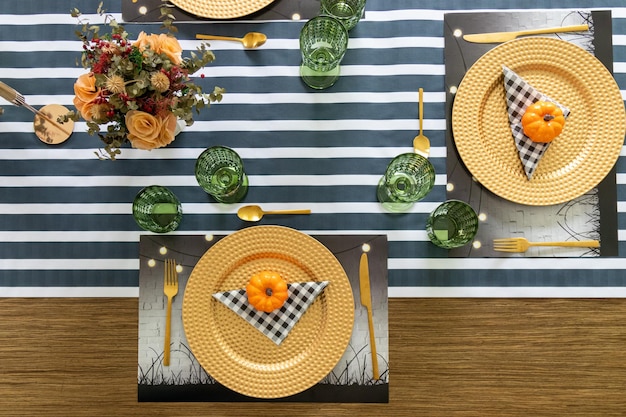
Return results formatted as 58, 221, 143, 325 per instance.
195, 146, 248, 204
426, 200, 479, 249
299, 16, 349, 90
320, 0, 366, 31
132, 185, 183, 233
377, 153, 436, 212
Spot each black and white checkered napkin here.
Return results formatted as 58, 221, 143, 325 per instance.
213, 281, 329, 345
503, 65, 570, 179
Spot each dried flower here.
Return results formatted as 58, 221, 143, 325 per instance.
89, 103, 114, 123
65, 4, 225, 159
105, 75, 126, 94
150, 72, 170, 93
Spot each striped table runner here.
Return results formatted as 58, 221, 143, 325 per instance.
1, 0, 625, 297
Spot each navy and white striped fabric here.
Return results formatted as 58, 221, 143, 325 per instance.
1, 0, 626, 297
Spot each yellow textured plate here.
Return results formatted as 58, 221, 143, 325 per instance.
182, 226, 354, 398
170, 0, 275, 19
452, 37, 626, 206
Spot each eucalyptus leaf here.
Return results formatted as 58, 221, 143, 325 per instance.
68, 3, 224, 160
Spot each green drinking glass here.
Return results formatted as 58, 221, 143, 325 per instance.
299, 16, 349, 90
320, 0, 366, 31
426, 200, 479, 249
132, 185, 183, 233
195, 146, 248, 204
376, 153, 436, 212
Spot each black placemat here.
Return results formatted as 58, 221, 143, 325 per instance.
137, 233, 389, 402
443, 10, 618, 258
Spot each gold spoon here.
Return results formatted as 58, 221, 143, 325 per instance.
195, 32, 267, 48
413, 88, 430, 158
237, 205, 311, 222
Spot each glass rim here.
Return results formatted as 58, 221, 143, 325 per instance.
430, 199, 478, 218
320, 0, 367, 4
385, 152, 435, 173
132, 185, 181, 210
194, 145, 244, 174
301, 15, 349, 41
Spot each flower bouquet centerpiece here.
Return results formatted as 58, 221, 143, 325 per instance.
67, 6, 224, 159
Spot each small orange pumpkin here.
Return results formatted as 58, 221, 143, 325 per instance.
521, 100, 566, 143
246, 270, 289, 313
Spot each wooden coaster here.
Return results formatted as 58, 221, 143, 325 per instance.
33, 104, 74, 145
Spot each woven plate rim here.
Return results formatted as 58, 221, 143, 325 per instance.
452, 37, 625, 206
182, 225, 354, 398
170, 0, 276, 19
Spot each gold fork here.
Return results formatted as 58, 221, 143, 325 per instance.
493, 237, 600, 253
163, 259, 179, 366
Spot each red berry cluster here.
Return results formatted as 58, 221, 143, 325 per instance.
84, 34, 133, 75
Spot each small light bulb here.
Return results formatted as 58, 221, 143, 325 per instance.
148, 259, 156, 267
139, 6, 148, 15
472, 241, 482, 249
159, 247, 167, 255
362, 243, 371, 253
176, 264, 183, 274
453, 29, 463, 37
292, 13, 301, 20
205, 234, 214, 242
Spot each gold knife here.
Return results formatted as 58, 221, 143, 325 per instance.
359, 252, 379, 380
463, 24, 589, 43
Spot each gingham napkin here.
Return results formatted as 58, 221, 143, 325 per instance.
503, 65, 570, 179
213, 281, 329, 345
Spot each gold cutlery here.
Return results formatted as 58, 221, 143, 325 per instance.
163, 259, 179, 366
413, 88, 430, 158
359, 252, 379, 380
463, 24, 589, 43
493, 237, 600, 253
195, 32, 267, 48
0, 81, 74, 140
237, 205, 311, 222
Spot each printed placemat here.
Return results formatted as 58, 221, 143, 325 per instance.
444, 10, 619, 258
138, 232, 388, 402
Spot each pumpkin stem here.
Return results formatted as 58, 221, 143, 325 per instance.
543, 114, 555, 122
265, 288, 273, 296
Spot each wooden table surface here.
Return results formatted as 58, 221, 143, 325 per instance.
1, 298, 624, 416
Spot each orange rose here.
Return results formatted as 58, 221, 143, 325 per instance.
74, 73, 99, 103
133, 31, 151, 51
133, 31, 182, 65
126, 110, 177, 150
155, 33, 183, 65
73, 96, 94, 121
156, 112, 178, 145
73, 96, 111, 123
